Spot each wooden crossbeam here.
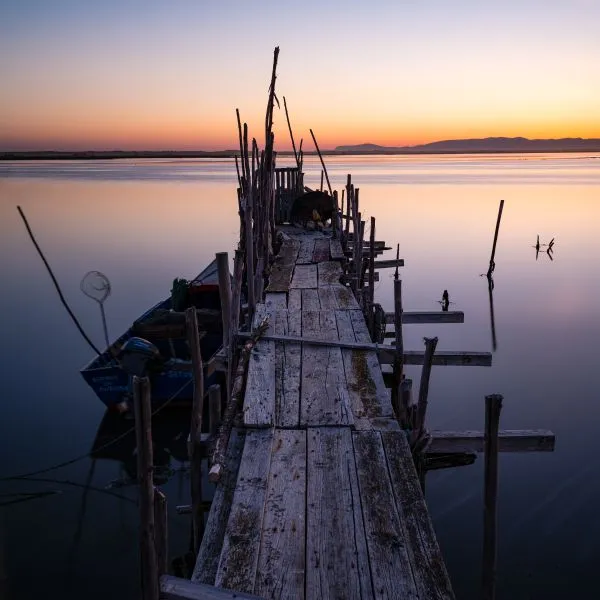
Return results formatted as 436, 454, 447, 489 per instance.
385, 311, 465, 325
161, 575, 263, 599
235, 332, 492, 366
428, 430, 555, 453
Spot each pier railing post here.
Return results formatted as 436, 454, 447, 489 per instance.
483, 393, 503, 600
368, 216, 376, 336
154, 489, 168, 577
412, 337, 438, 446
185, 307, 205, 554
216, 252, 232, 350
392, 279, 404, 422
208, 384, 222, 437
133, 376, 159, 600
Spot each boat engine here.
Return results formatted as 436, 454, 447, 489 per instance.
118, 337, 161, 377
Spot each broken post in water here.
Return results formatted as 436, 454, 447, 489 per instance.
487, 199, 505, 278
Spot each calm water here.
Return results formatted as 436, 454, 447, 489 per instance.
1, 154, 599, 599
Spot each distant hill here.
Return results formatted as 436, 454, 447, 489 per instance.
334, 137, 600, 154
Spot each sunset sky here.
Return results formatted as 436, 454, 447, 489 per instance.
1, 0, 599, 151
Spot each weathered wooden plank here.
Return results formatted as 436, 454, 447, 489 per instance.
162, 575, 264, 600
301, 310, 353, 426
313, 238, 331, 263
255, 430, 306, 599
290, 264, 318, 289
266, 240, 300, 292
317, 286, 339, 309
287, 288, 301, 312
370, 258, 405, 269
317, 261, 342, 286
399, 350, 492, 367
428, 430, 556, 453
306, 428, 373, 600
353, 431, 418, 598
332, 284, 360, 310
301, 288, 321, 311
385, 311, 465, 325
330, 238, 345, 260
382, 431, 455, 599
243, 304, 276, 427
296, 239, 315, 264
193, 429, 246, 585
215, 429, 274, 593
274, 309, 301, 427
265, 292, 288, 310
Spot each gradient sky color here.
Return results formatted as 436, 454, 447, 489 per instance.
1, 0, 599, 151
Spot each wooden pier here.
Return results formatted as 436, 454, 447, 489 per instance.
191, 227, 455, 599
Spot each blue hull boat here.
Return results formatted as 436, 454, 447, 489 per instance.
81, 260, 225, 410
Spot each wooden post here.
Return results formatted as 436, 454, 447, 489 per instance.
368, 216, 376, 336
185, 307, 204, 554
227, 250, 244, 401
488, 276, 497, 351
320, 169, 324, 192
394, 243, 400, 280
487, 199, 504, 278
415, 337, 439, 437
245, 191, 256, 328
215, 253, 232, 349
358, 219, 366, 293
208, 384, 222, 437
310, 128, 333, 196
392, 279, 404, 422
482, 394, 503, 600
332, 190, 339, 239
153, 489, 168, 577
344, 176, 351, 246
132, 376, 159, 600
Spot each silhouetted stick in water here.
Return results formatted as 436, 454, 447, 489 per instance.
16, 206, 102, 355
442, 290, 449, 312
487, 200, 504, 278
487, 277, 497, 351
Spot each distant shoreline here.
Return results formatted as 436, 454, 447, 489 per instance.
2, 148, 600, 160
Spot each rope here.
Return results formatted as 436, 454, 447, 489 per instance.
17, 206, 102, 355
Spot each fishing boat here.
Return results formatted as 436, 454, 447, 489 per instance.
80, 259, 226, 410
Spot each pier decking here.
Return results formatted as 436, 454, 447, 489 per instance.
191, 229, 454, 599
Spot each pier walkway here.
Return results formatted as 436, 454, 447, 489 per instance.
190, 228, 454, 599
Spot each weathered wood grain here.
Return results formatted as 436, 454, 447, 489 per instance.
287, 288, 301, 312
313, 238, 331, 263
333, 284, 360, 310
318, 261, 342, 286
296, 239, 315, 264
428, 429, 556, 453
381, 431, 455, 600
301, 310, 353, 426
193, 429, 246, 585
215, 429, 275, 593
330, 238, 345, 261
162, 575, 264, 599
255, 430, 306, 599
274, 309, 301, 427
317, 286, 339, 309
290, 264, 318, 289
243, 304, 276, 427
353, 431, 419, 599
265, 292, 288, 310
306, 428, 373, 600
266, 240, 300, 292
301, 288, 321, 311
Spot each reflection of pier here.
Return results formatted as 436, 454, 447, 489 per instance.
120, 49, 557, 600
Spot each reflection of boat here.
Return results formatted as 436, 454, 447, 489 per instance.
90, 408, 191, 482
81, 259, 226, 409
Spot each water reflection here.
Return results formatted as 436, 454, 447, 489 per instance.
487, 276, 497, 351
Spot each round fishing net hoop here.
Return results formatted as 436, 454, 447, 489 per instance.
80, 271, 111, 304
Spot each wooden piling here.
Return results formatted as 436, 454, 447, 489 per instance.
185, 307, 205, 554
392, 279, 404, 421
487, 200, 504, 278
245, 190, 256, 327
415, 337, 439, 439
332, 190, 339, 239
132, 376, 159, 600
344, 176, 352, 245
154, 489, 169, 577
208, 384, 222, 437
368, 216, 376, 336
310, 128, 333, 196
394, 243, 400, 280
215, 253, 232, 349
483, 394, 503, 600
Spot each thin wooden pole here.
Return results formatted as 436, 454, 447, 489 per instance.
392, 279, 404, 422
282, 96, 299, 168
487, 200, 504, 278
415, 337, 439, 437
368, 216, 376, 336
482, 393, 503, 600
228, 250, 244, 399
394, 243, 400, 281
133, 376, 159, 600
215, 253, 232, 349
185, 307, 204, 554
488, 276, 497, 352
309, 128, 333, 196
245, 189, 255, 327
153, 489, 168, 577
208, 384, 222, 437
332, 190, 339, 239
